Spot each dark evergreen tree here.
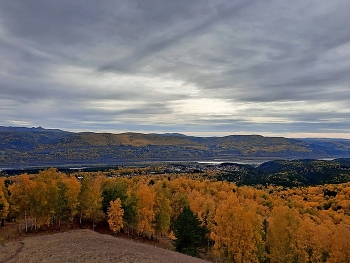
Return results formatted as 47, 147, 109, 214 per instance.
173, 206, 208, 256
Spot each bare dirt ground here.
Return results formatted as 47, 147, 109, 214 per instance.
0, 229, 212, 263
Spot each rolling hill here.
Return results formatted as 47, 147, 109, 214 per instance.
0, 229, 211, 263
1, 126, 350, 167
218, 158, 350, 187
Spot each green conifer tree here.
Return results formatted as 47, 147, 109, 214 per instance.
173, 206, 207, 256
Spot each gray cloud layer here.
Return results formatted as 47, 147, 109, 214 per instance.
1, 0, 350, 137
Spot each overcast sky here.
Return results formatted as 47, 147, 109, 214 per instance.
1, 0, 350, 138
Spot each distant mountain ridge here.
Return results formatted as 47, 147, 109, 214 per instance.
1, 126, 350, 167
0, 126, 67, 133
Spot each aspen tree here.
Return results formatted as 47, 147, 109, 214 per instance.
211, 193, 260, 263
0, 179, 9, 226
329, 222, 350, 263
295, 216, 332, 263
267, 206, 300, 263
78, 175, 103, 226
189, 190, 216, 230
9, 174, 36, 232
154, 193, 171, 240
123, 189, 137, 236
107, 198, 124, 234
34, 168, 62, 226
63, 176, 81, 226
135, 182, 156, 236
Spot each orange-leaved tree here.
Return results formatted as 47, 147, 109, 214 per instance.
107, 198, 124, 234
211, 192, 261, 262
267, 206, 300, 263
63, 176, 81, 226
9, 173, 36, 232
135, 181, 156, 236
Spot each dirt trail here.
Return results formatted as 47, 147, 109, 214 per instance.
0, 230, 211, 263
0, 241, 24, 263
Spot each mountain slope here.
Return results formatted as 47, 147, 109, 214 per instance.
218, 159, 350, 187
1, 126, 350, 167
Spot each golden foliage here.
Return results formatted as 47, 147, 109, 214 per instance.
5, 170, 350, 262
107, 198, 124, 233
135, 181, 156, 235
0, 179, 9, 220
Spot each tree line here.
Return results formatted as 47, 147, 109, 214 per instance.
1, 168, 350, 262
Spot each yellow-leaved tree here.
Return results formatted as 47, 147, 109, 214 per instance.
9, 173, 36, 232
107, 198, 124, 234
0, 179, 9, 226
154, 192, 171, 240
63, 176, 81, 226
295, 215, 332, 263
267, 206, 300, 263
78, 175, 103, 229
135, 181, 156, 236
329, 222, 350, 263
33, 168, 62, 226
211, 192, 261, 263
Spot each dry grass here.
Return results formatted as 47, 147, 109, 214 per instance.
0, 229, 211, 263
0, 223, 18, 244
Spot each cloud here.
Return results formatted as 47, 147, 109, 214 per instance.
0, 0, 350, 138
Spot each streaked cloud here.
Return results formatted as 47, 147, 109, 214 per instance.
1, 0, 350, 138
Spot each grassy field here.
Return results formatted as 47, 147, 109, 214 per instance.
0, 229, 211, 263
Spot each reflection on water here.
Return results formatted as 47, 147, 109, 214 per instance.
197, 158, 276, 166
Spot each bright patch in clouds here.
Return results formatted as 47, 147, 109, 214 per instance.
172, 98, 236, 116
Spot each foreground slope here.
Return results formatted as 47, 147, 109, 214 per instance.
0, 229, 211, 263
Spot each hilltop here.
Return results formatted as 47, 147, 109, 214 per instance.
1, 126, 350, 167
0, 229, 210, 263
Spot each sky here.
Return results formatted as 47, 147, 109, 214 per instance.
1, 0, 350, 138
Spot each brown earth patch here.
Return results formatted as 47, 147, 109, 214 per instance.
0, 229, 211, 263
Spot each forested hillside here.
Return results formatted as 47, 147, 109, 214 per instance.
1, 126, 350, 167
1, 169, 350, 262
219, 159, 350, 187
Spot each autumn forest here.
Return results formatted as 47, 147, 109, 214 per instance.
1, 168, 350, 263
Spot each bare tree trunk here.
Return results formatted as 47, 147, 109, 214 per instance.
25, 212, 28, 233
80, 212, 83, 225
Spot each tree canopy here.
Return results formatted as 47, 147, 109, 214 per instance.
173, 206, 208, 256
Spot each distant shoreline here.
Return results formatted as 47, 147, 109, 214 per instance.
0, 157, 279, 170
0, 157, 339, 176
